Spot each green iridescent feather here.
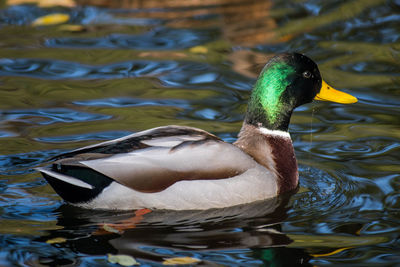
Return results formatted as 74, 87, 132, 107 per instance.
249, 62, 295, 125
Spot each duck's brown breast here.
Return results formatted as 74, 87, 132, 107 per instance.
264, 135, 298, 193
234, 124, 298, 193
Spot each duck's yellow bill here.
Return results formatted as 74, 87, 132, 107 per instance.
315, 80, 358, 104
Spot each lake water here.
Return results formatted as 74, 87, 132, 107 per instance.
0, 0, 399, 266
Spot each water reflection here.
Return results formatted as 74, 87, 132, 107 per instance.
38, 194, 314, 265
47, 28, 219, 49
76, 0, 278, 44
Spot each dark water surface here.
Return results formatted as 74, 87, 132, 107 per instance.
0, 0, 399, 266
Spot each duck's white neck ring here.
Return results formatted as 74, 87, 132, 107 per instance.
258, 127, 291, 138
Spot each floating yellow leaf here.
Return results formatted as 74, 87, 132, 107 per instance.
46, 237, 67, 244
311, 247, 353, 257
107, 254, 139, 266
32, 13, 70, 26
189, 46, 208, 54
162, 257, 201, 265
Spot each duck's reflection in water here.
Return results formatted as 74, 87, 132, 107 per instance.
41, 192, 312, 265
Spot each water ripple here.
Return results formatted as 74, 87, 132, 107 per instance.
293, 167, 348, 215
0, 58, 180, 80
0, 108, 110, 126
73, 97, 190, 109
384, 191, 400, 212
0, 5, 41, 25
46, 28, 219, 50
339, 61, 400, 76
0, 5, 158, 27
0, 150, 60, 175
307, 138, 400, 160
341, 6, 400, 43
0, 58, 254, 95
34, 130, 132, 143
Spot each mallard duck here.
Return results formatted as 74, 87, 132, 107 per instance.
37, 53, 357, 210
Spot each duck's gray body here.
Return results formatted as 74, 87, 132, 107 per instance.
37, 125, 297, 210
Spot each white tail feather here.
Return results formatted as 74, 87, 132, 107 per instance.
36, 167, 93, 189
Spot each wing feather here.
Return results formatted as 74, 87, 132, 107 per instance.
52, 125, 220, 160
49, 126, 258, 193
80, 140, 257, 192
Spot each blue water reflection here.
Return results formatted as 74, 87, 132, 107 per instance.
0, 108, 110, 125
73, 97, 190, 108
47, 28, 219, 49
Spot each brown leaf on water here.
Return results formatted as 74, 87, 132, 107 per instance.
46, 237, 67, 244
58, 24, 85, 32
162, 257, 201, 265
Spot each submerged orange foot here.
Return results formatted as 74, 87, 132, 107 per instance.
94, 208, 152, 235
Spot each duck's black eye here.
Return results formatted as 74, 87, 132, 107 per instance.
302, 71, 312, 79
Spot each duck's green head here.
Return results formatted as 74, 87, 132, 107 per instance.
245, 53, 357, 131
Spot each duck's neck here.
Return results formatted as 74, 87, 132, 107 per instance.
234, 124, 298, 193
244, 106, 292, 131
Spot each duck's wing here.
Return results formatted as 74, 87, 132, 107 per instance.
39, 126, 258, 194
51, 125, 220, 160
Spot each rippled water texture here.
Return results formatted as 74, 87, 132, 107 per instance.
0, 0, 399, 266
